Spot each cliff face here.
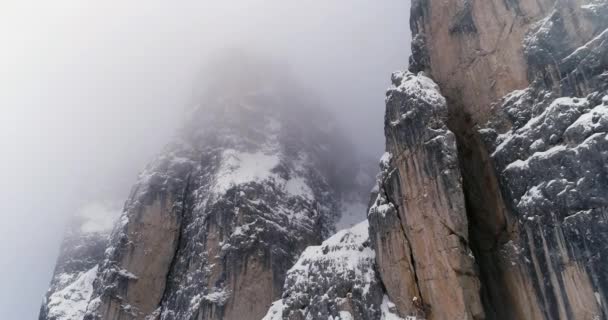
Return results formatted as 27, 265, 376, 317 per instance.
372, 0, 608, 319
369, 71, 483, 320
40, 55, 372, 320
40, 1, 608, 319
410, 0, 552, 123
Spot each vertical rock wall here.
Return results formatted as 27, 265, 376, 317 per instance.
373, 0, 608, 319
369, 71, 484, 320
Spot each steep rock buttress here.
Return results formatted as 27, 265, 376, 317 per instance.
368, 71, 484, 320
372, 0, 608, 319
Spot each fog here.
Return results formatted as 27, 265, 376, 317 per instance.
0, 1, 410, 318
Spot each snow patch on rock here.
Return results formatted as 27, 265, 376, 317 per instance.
47, 266, 98, 320
389, 71, 446, 113
381, 295, 407, 320
262, 220, 388, 319
214, 149, 281, 194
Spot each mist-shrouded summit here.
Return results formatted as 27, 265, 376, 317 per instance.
39, 52, 374, 320
32, 0, 608, 319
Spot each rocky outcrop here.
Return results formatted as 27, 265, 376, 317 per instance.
84, 62, 370, 320
39, 215, 113, 320
40, 54, 372, 320
371, 0, 608, 320
40, 1, 608, 319
368, 71, 484, 320
474, 3, 608, 316
262, 221, 404, 320
409, 0, 554, 123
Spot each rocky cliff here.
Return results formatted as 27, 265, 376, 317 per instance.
39, 215, 112, 320
371, 0, 608, 319
368, 71, 484, 320
40, 1, 608, 319
39, 55, 373, 320
262, 221, 403, 320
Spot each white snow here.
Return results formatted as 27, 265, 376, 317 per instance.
566, 104, 608, 137
56, 273, 75, 287
47, 266, 98, 320
337, 311, 354, 320
525, 13, 554, 49
213, 149, 281, 194
563, 209, 593, 224
380, 152, 393, 168
503, 141, 567, 173
262, 221, 380, 319
581, 3, 602, 11
116, 268, 138, 280
493, 96, 589, 158
381, 295, 407, 320
212, 149, 316, 201
261, 300, 285, 320
390, 71, 446, 109
563, 28, 608, 62
518, 185, 544, 209
369, 193, 395, 218
287, 220, 376, 298
202, 289, 231, 306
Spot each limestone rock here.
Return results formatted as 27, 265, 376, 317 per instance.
401, 0, 608, 319
368, 71, 484, 320
262, 221, 404, 320
39, 213, 114, 320
39, 54, 372, 320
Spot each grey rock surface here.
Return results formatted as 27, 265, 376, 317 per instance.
262, 221, 404, 320
39, 54, 373, 320
476, 3, 608, 316
39, 217, 112, 320
368, 71, 483, 320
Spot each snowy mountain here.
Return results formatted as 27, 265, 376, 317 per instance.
39, 54, 373, 320
262, 221, 404, 320
39, 210, 117, 320
40, 0, 608, 319
370, 0, 608, 319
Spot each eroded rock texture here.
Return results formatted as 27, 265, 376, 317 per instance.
39, 1, 608, 319
39, 215, 113, 320
476, 3, 608, 317
262, 221, 403, 320
410, 0, 555, 123
372, 0, 608, 319
368, 71, 484, 320
40, 54, 372, 320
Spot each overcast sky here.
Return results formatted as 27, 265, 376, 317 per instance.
0, 1, 411, 318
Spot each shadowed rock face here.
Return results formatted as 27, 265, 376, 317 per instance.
372, 0, 608, 319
